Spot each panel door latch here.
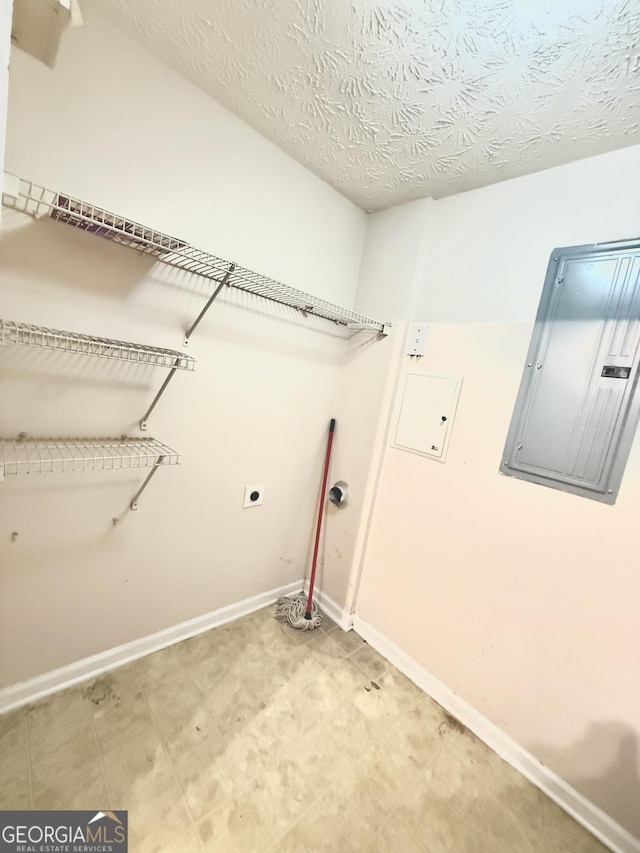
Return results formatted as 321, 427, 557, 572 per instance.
601, 365, 631, 379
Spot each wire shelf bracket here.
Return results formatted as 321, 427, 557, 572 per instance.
0, 436, 179, 520
2, 173, 392, 338
0, 319, 196, 431
184, 263, 235, 346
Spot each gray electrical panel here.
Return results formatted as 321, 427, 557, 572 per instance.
501, 239, 640, 504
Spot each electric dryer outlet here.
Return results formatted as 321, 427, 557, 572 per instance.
243, 484, 264, 508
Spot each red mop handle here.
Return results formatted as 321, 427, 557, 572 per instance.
306, 418, 336, 617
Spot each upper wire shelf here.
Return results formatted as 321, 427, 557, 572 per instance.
0, 319, 196, 370
2, 174, 391, 335
0, 436, 179, 478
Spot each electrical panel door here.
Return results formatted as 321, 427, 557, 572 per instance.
501, 239, 640, 504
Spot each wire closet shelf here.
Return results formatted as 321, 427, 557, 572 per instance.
0, 437, 179, 479
0, 319, 196, 370
2, 175, 391, 335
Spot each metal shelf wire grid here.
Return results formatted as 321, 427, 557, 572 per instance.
0, 437, 179, 478
0, 319, 196, 370
2, 176, 390, 334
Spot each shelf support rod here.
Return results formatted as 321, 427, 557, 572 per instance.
130, 456, 164, 510
140, 365, 178, 431
113, 455, 165, 524
184, 262, 235, 346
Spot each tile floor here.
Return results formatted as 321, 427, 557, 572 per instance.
0, 606, 610, 852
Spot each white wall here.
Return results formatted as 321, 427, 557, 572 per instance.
0, 0, 11, 205
322, 199, 432, 612
0, 6, 367, 687
356, 146, 640, 840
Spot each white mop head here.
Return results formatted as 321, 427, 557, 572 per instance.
275, 593, 323, 630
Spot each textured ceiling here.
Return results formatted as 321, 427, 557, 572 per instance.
84, 0, 640, 211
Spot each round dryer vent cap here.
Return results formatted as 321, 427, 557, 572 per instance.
328, 480, 349, 507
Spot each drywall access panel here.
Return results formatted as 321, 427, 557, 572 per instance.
501, 238, 640, 504
393, 373, 462, 462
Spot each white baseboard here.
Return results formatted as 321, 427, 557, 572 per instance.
0, 580, 303, 715
303, 583, 354, 631
352, 615, 640, 853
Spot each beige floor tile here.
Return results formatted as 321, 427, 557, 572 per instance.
460, 794, 536, 852
262, 691, 319, 743
239, 663, 290, 711
241, 607, 276, 631
272, 646, 323, 689
0, 774, 31, 810
241, 647, 320, 710
252, 618, 304, 660
198, 787, 276, 852
444, 727, 502, 781
86, 665, 154, 749
30, 713, 96, 768
324, 656, 372, 702
172, 631, 213, 666
229, 640, 279, 679
134, 644, 185, 688
201, 674, 260, 738
358, 739, 421, 807
102, 728, 181, 812
352, 673, 415, 731
490, 761, 608, 852
541, 811, 611, 853
453, 827, 496, 852
249, 756, 317, 839
490, 758, 564, 838
317, 612, 338, 632
395, 782, 463, 852
226, 716, 291, 781
172, 733, 242, 823
240, 612, 290, 652
0, 708, 30, 809
29, 694, 106, 812
364, 814, 427, 853
318, 768, 390, 851
27, 685, 91, 751
0, 706, 27, 751
174, 626, 234, 668
32, 764, 109, 810
290, 723, 353, 794
327, 701, 381, 762
293, 668, 347, 720
129, 797, 202, 853
330, 628, 366, 654
160, 701, 222, 758
349, 644, 390, 680
417, 692, 457, 725
26, 685, 106, 810
143, 675, 207, 742
304, 630, 350, 668
374, 667, 425, 711
185, 653, 233, 697
424, 744, 489, 819
279, 798, 355, 852
383, 703, 447, 772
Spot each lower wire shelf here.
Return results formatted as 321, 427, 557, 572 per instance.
0, 437, 179, 519
0, 436, 179, 476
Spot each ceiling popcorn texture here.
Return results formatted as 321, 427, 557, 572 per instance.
85, 0, 639, 211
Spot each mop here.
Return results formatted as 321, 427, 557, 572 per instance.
276, 418, 336, 630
